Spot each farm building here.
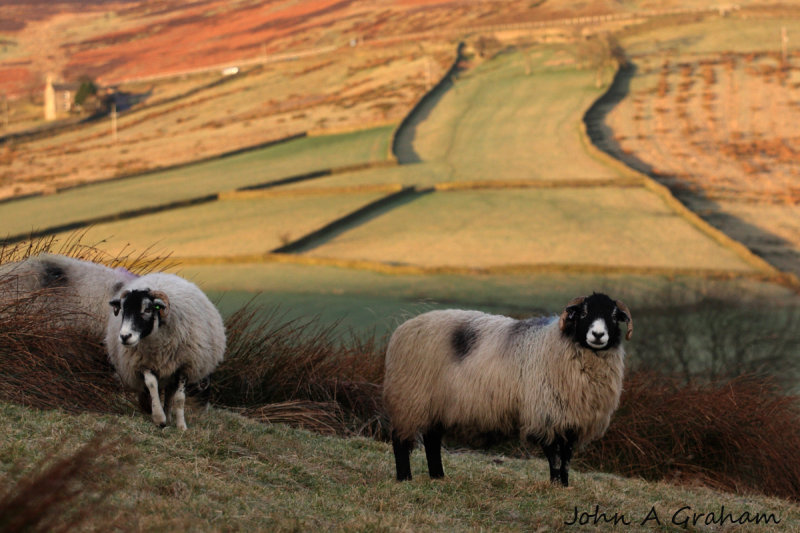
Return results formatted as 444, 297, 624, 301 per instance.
43, 75, 80, 120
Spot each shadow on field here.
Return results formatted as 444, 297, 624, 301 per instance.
272, 187, 434, 254
392, 79, 454, 164
392, 43, 467, 164
583, 63, 657, 177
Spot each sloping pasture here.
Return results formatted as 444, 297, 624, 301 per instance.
601, 15, 800, 276
407, 49, 625, 183
58, 191, 391, 259
0, 126, 393, 242
0, 30, 453, 199
302, 187, 757, 272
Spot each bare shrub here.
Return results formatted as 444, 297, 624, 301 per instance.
627, 293, 800, 388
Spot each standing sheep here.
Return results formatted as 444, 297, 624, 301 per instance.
383, 292, 632, 486
106, 273, 225, 430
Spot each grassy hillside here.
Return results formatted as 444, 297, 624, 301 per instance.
3, 402, 798, 531
408, 50, 621, 182
602, 14, 800, 277
0, 126, 393, 241
60, 191, 390, 259
3, 5, 800, 532
303, 187, 757, 272
13, 44, 778, 288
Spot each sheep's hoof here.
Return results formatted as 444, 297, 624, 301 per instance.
177, 422, 188, 431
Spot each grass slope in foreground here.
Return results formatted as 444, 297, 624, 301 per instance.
2, 402, 798, 531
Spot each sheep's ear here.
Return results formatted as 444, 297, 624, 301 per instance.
559, 296, 586, 332
109, 299, 121, 317
615, 299, 633, 341
149, 290, 169, 321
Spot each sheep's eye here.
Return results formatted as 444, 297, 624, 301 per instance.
152, 304, 162, 311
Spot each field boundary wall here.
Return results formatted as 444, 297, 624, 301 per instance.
389, 42, 466, 163
0, 159, 393, 246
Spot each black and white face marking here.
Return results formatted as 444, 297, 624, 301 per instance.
560, 293, 631, 351
109, 289, 167, 347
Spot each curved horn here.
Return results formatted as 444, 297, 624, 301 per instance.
149, 290, 170, 320
615, 299, 633, 341
559, 296, 586, 332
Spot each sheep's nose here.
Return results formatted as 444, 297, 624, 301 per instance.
120, 333, 132, 343
592, 330, 604, 339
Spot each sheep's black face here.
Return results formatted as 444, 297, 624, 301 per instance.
109, 289, 168, 347
560, 293, 632, 351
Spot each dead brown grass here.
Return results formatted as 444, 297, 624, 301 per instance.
583, 372, 800, 501
212, 305, 387, 438
0, 433, 129, 533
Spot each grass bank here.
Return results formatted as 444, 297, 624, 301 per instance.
2, 402, 798, 532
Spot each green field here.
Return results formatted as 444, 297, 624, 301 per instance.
183, 261, 796, 343
0, 126, 393, 240
303, 188, 757, 271
409, 51, 622, 183
60, 192, 388, 258
2, 41, 795, 324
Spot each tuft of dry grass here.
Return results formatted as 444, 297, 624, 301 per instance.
0, 432, 129, 533
0, 272, 125, 414
213, 305, 387, 438
583, 371, 800, 501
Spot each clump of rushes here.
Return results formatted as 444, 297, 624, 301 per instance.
212, 305, 387, 438
582, 371, 800, 501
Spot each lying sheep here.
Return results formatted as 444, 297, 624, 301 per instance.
0, 252, 138, 340
106, 273, 226, 430
383, 292, 632, 486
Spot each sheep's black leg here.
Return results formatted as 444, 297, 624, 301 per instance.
392, 430, 414, 481
423, 425, 444, 479
559, 431, 577, 487
138, 389, 152, 414
188, 376, 212, 408
540, 439, 562, 485
163, 373, 180, 424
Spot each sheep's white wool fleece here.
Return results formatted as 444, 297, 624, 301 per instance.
0, 252, 136, 340
106, 273, 225, 391
383, 309, 624, 447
